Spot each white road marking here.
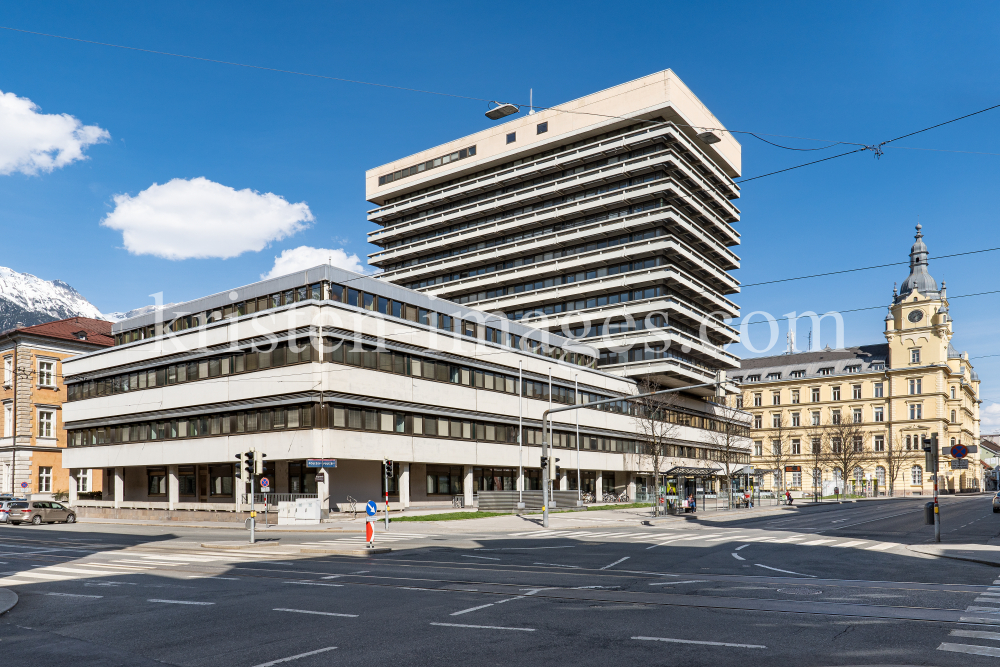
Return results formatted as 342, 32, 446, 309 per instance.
249, 646, 337, 667
114, 560, 181, 566
735, 545, 750, 551
975, 597, 1000, 603
11, 571, 70, 580
649, 580, 708, 586
951, 629, 1000, 640
960, 616, 1000, 624
754, 564, 815, 577
865, 543, 895, 551
830, 541, 867, 548
148, 599, 214, 605
44, 592, 103, 598
732, 553, 746, 561
966, 606, 1000, 613
273, 608, 358, 618
706, 536, 749, 542
633, 636, 765, 648
938, 642, 1000, 657
462, 555, 501, 561
450, 603, 496, 616
600, 557, 630, 570
431, 622, 535, 632
800, 539, 834, 546
533, 562, 580, 569
283, 581, 343, 587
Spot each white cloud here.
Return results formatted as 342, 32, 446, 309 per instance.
0, 89, 109, 175
262, 246, 367, 280
982, 402, 1000, 431
102, 177, 314, 260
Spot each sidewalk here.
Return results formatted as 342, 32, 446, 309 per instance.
907, 543, 1000, 567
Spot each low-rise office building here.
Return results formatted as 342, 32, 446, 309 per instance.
62, 265, 749, 518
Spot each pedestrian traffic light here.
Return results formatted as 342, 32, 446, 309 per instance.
245, 450, 255, 478
383, 459, 393, 477
234, 453, 243, 479
922, 436, 938, 473
540, 456, 548, 471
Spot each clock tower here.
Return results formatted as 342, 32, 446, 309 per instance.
884, 224, 952, 366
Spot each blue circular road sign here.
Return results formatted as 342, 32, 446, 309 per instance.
951, 444, 969, 459
366, 500, 377, 516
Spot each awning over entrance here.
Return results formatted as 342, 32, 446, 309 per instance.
663, 466, 724, 477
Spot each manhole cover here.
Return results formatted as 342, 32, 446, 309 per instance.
777, 588, 822, 595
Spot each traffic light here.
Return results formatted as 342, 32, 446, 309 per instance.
383, 459, 393, 477
540, 456, 548, 472
922, 435, 938, 473
554, 457, 561, 480
245, 450, 255, 478
255, 452, 265, 475
234, 453, 243, 479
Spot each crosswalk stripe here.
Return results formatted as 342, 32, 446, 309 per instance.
939, 642, 1000, 657
966, 606, 1000, 613
830, 541, 867, 548
865, 543, 895, 551
800, 539, 834, 545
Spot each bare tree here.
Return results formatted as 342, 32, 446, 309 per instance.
822, 414, 874, 498
880, 432, 907, 497
704, 390, 752, 509
807, 433, 827, 503
764, 413, 793, 497
631, 378, 680, 516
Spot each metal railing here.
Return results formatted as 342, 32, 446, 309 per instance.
246, 493, 318, 507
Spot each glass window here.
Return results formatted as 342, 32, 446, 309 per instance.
37, 410, 54, 438
209, 466, 234, 496
506, 132, 516, 144
38, 360, 55, 387
537, 121, 548, 134
910, 349, 920, 363
147, 469, 167, 496
38, 466, 52, 493
874, 382, 883, 398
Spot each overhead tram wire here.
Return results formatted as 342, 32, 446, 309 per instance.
8, 26, 1000, 186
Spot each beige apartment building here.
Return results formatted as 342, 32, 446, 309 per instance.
1, 317, 112, 499
739, 226, 981, 497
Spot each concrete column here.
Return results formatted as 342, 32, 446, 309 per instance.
627, 475, 636, 502
595, 471, 603, 501
68, 469, 78, 506
275, 460, 289, 493
399, 463, 410, 508
463, 465, 474, 509
167, 465, 179, 511
317, 469, 330, 519
113, 467, 124, 508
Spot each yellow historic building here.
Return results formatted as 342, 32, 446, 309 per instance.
739, 225, 981, 497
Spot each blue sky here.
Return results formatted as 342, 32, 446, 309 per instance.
1, 2, 998, 422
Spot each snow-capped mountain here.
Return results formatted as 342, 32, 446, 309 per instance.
0, 266, 106, 331
103, 304, 175, 323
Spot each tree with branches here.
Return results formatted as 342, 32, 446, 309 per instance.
630, 378, 680, 516
764, 412, 793, 498
807, 432, 827, 503
879, 432, 908, 497
704, 390, 752, 509
822, 413, 874, 499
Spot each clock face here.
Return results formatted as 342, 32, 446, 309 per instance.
908, 310, 924, 323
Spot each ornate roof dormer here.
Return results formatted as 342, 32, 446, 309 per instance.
896, 224, 940, 303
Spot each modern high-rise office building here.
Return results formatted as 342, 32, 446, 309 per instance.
366, 70, 742, 405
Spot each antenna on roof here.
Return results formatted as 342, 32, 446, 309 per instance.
529, 89, 535, 115
786, 330, 795, 354
807, 330, 813, 351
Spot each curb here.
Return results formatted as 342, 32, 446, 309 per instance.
201, 540, 282, 550
906, 544, 1000, 568
300, 547, 392, 556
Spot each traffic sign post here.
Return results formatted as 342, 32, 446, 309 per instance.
922, 433, 940, 543
365, 500, 377, 548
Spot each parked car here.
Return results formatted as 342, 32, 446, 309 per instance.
7, 501, 76, 525
993, 492, 1000, 513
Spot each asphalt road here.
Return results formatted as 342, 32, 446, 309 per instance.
3, 495, 1000, 666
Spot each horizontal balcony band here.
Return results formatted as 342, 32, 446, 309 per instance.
601, 357, 719, 384
377, 206, 739, 291
370, 147, 739, 245
464, 266, 740, 320
525, 296, 740, 341
581, 328, 740, 367
369, 123, 740, 223
424, 235, 739, 303
368, 173, 736, 264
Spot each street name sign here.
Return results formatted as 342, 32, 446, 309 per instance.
306, 459, 338, 468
